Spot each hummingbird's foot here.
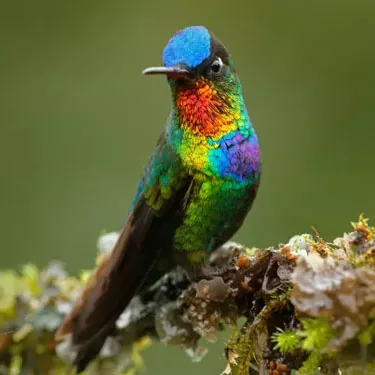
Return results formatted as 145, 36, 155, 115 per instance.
192, 241, 245, 281
186, 258, 233, 282
175, 242, 245, 282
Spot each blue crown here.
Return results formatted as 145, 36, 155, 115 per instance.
163, 26, 211, 69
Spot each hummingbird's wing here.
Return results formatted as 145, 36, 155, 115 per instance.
55, 135, 192, 372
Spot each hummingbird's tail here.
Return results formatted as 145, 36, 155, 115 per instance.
55, 201, 171, 373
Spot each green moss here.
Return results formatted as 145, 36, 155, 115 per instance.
271, 328, 301, 355
358, 319, 375, 346
270, 318, 336, 373
298, 318, 334, 352
296, 351, 321, 375
225, 290, 290, 374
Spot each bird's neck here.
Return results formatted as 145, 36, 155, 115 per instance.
171, 76, 246, 140
167, 77, 260, 181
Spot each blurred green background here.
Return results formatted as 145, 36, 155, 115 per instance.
1, 0, 374, 373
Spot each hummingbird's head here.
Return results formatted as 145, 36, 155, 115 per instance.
143, 25, 234, 81
143, 26, 244, 138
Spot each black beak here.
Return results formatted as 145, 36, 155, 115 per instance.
142, 66, 190, 78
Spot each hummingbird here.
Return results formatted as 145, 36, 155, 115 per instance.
56, 25, 261, 372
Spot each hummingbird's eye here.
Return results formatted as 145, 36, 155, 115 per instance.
210, 58, 223, 74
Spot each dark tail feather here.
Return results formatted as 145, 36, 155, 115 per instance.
74, 327, 112, 373
56, 205, 164, 373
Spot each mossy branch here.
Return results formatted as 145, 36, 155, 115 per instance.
1, 216, 375, 375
